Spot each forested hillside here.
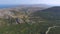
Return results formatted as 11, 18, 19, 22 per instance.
32, 6, 60, 20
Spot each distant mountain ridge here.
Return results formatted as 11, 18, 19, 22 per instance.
41, 6, 60, 12
18, 4, 51, 8
0, 4, 51, 9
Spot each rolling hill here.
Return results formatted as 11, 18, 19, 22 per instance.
32, 6, 60, 20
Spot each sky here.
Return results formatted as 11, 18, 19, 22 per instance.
0, 0, 60, 6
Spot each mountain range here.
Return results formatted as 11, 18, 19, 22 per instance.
0, 4, 51, 18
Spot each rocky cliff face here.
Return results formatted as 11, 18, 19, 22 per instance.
0, 10, 13, 18
0, 5, 50, 24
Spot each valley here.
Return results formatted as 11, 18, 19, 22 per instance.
0, 5, 60, 34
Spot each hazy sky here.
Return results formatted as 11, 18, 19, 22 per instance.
0, 0, 60, 6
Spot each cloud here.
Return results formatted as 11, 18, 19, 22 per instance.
40, 0, 60, 6
0, 0, 60, 6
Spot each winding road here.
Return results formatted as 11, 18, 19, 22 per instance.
45, 26, 60, 34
